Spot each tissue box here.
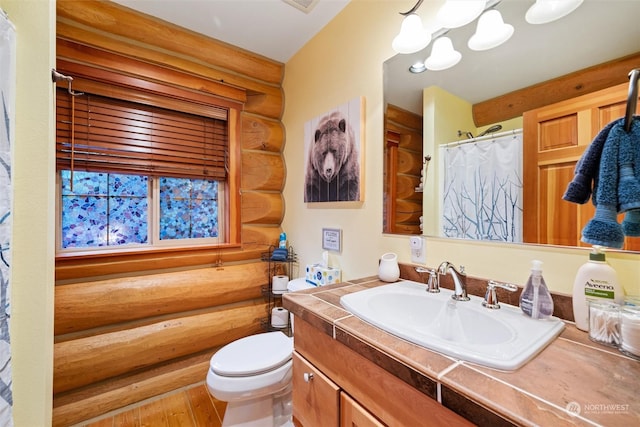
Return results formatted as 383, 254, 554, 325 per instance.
305, 264, 341, 286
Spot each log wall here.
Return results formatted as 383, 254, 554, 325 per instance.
54, 1, 287, 425
384, 104, 423, 235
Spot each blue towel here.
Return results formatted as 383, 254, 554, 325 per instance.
622, 209, 640, 236
563, 119, 620, 204
618, 118, 640, 212
582, 118, 640, 248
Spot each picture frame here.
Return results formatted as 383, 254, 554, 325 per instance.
303, 97, 365, 203
322, 228, 342, 252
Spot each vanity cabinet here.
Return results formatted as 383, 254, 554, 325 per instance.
293, 351, 384, 427
523, 82, 640, 250
292, 316, 473, 427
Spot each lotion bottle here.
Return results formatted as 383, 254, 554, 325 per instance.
572, 245, 624, 331
520, 260, 554, 319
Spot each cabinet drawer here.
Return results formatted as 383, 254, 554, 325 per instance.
293, 351, 339, 427
341, 392, 385, 427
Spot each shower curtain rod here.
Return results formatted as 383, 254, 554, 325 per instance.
443, 128, 522, 148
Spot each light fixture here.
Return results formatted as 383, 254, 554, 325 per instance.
525, 0, 584, 25
392, 12, 432, 54
468, 9, 514, 51
409, 61, 427, 74
424, 37, 461, 71
436, 0, 487, 29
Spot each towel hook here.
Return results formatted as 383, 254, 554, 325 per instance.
51, 69, 84, 97
624, 68, 640, 132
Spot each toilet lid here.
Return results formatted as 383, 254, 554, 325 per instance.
211, 332, 293, 377
287, 277, 315, 292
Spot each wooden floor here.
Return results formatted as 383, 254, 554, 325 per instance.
78, 384, 227, 427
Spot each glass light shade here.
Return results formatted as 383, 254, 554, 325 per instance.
392, 13, 432, 54
436, 0, 487, 28
525, 0, 584, 24
424, 37, 461, 71
468, 10, 514, 51
409, 61, 427, 73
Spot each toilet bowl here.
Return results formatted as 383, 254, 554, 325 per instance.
206, 278, 314, 427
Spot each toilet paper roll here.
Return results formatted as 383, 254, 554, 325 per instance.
272, 275, 289, 294
271, 307, 289, 328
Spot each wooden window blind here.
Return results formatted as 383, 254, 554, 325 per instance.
56, 89, 228, 180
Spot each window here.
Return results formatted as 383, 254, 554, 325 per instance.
56, 89, 228, 252
59, 171, 222, 249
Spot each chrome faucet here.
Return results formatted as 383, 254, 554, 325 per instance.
438, 261, 469, 301
415, 267, 439, 293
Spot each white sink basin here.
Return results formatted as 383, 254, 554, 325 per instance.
340, 281, 565, 371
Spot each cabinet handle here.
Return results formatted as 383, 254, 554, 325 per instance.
303, 372, 314, 382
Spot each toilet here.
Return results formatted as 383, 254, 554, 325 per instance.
206, 278, 313, 427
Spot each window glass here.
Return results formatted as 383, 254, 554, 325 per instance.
159, 178, 219, 240
61, 171, 148, 248
60, 171, 220, 250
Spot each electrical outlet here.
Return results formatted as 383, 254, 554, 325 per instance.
409, 235, 426, 264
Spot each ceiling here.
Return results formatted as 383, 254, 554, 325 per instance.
111, 0, 350, 63
110, 0, 640, 117
385, 0, 640, 114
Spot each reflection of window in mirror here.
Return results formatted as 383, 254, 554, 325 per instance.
383, 104, 423, 235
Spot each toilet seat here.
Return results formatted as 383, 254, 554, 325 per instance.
211, 331, 293, 377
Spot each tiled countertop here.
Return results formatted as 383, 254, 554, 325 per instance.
282, 277, 639, 427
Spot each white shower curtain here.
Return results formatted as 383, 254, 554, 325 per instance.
440, 131, 523, 243
0, 9, 15, 426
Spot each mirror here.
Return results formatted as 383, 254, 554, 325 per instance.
383, 0, 640, 252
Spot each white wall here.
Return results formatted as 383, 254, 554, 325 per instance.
1, 0, 55, 425
282, 0, 640, 296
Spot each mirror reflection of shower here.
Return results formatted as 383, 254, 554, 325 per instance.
457, 124, 503, 140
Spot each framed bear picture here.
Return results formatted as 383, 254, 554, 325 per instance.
303, 97, 365, 203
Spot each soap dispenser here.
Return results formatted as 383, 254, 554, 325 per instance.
572, 245, 624, 331
520, 260, 554, 319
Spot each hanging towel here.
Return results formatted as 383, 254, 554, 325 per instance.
563, 119, 620, 204
581, 118, 640, 248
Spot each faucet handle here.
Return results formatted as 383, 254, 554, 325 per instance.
415, 267, 440, 293
483, 280, 519, 310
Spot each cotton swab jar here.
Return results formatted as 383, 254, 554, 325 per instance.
588, 301, 620, 347
619, 305, 640, 360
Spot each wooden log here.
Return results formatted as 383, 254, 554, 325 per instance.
55, 247, 264, 282
55, 262, 268, 335
394, 199, 422, 223
398, 131, 423, 152
241, 225, 282, 251
473, 51, 640, 127
53, 352, 214, 426
242, 113, 285, 152
242, 192, 284, 225
56, 0, 283, 85
395, 175, 422, 200
241, 151, 285, 191
397, 149, 423, 175
53, 301, 267, 394
392, 223, 422, 235
386, 104, 423, 131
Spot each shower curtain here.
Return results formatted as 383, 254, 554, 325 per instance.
440, 131, 523, 243
0, 10, 15, 426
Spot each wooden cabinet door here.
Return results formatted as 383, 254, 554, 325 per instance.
523, 82, 640, 250
340, 392, 385, 427
292, 351, 340, 427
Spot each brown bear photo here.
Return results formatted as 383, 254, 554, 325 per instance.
304, 100, 362, 202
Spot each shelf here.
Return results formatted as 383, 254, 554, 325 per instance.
261, 245, 297, 336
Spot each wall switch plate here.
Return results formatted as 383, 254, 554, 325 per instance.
409, 236, 426, 264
